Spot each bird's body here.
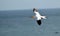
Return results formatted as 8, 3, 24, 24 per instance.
34, 11, 41, 20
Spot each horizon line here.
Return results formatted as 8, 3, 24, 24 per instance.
0, 8, 60, 11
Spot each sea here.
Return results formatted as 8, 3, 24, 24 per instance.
0, 8, 60, 36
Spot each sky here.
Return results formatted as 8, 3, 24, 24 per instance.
0, 0, 60, 10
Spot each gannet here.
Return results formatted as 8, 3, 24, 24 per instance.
33, 8, 46, 25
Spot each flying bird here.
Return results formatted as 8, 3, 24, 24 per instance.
32, 8, 46, 25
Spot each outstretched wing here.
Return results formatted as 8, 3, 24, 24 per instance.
37, 20, 41, 25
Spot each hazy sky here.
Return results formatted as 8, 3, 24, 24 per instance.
0, 0, 60, 10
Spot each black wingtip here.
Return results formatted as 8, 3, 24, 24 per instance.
37, 20, 41, 25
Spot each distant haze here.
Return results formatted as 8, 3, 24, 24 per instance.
0, 0, 60, 10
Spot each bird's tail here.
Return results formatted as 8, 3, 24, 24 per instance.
41, 16, 46, 19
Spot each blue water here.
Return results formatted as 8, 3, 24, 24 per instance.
0, 9, 60, 36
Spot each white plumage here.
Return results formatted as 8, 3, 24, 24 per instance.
34, 11, 46, 20
33, 8, 46, 25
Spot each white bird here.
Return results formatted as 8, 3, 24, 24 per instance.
32, 8, 46, 25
